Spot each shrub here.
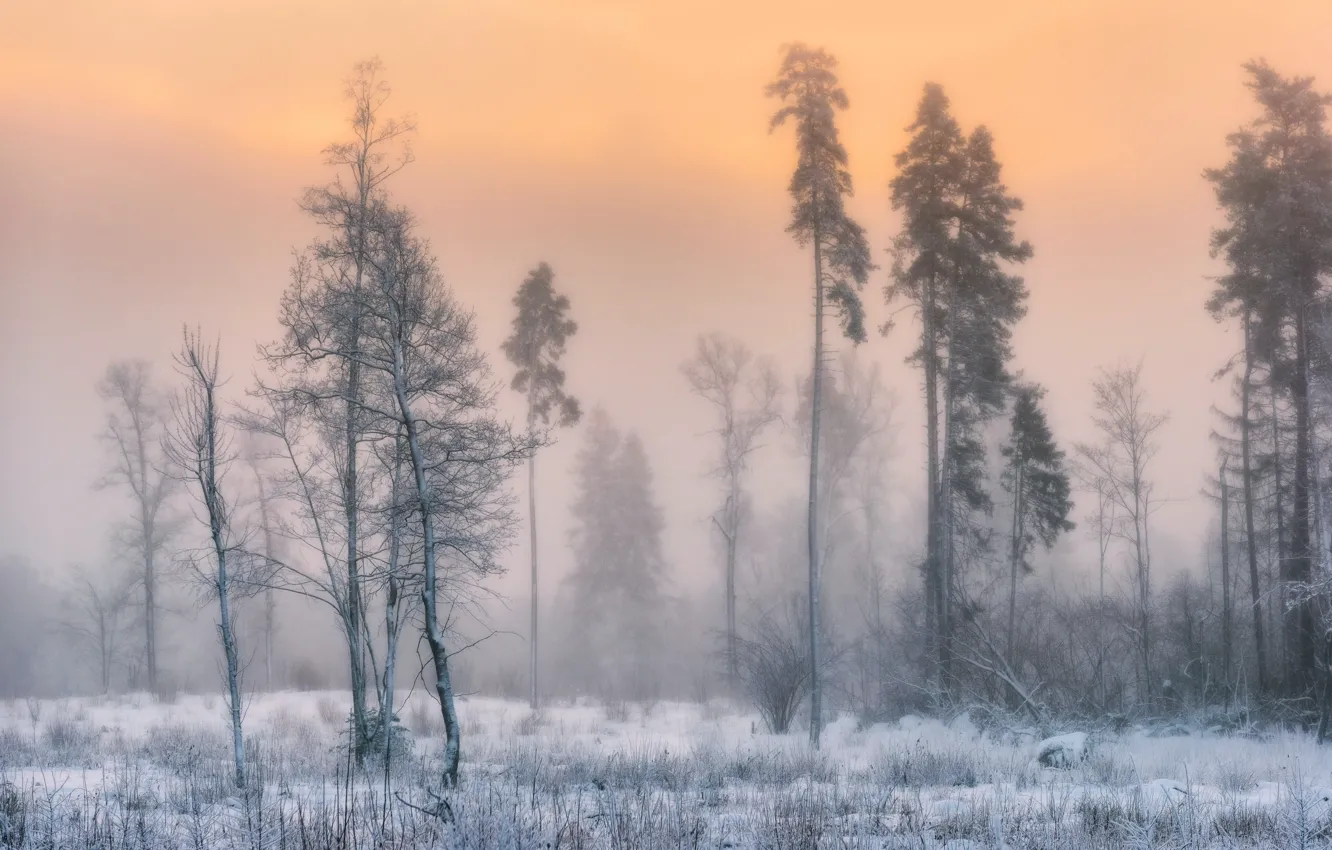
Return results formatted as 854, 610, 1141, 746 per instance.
354, 707, 413, 763
0, 781, 26, 847
42, 713, 98, 759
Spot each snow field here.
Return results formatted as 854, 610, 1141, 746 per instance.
2, 692, 1332, 847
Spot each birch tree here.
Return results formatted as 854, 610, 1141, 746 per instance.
263, 58, 415, 758
501, 262, 580, 709
1074, 362, 1168, 706
96, 361, 173, 692
356, 203, 530, 786
681, 333, 780, 692
63, 563, 135, 694
767, 43, 874, 747
166, 328, 247, 788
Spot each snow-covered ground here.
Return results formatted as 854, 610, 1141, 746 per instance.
3, 691, 1332, 848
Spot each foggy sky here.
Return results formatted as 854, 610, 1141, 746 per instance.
5, 0, 1327, 599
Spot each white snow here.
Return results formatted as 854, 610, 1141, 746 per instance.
4, 691, 1332, 847
1035, 731, 1088, 768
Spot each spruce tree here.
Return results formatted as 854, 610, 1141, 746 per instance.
767, 43, 874, 747
886, 84, 1030, 694
502, 262, 581, 709
1207, 60, 1332, 695
565, 410, 668, 700
1000, 382, 1074, 663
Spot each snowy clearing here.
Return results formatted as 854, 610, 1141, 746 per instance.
2, 691, 1332, 848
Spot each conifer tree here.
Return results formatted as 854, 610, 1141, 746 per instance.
1207, 60, 1332, 695
1000, 382, 1074, 662
886, 84, 1030, 694
767, 43, 873, 746
564, 410, 668, 701
502, 262, 581, 709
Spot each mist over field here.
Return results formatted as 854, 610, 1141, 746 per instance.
7, 2, 1332, 847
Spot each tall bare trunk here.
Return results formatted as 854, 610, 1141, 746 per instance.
1131, 467, 1150, 704
393, 350, 461, 785
1221, 460, 1233, 699
922, 276, 941, 688
938, 297, 960, 697
344, 353, 369, 759
1272, 386, 1287, 686
528, 449, 539, 709
342, 130, 377, 763
807, 234, 824, 749
1007, 460, 1024, 664
725, 487, 740, 692
1097, 490, 1109, 708
216, 544, 246, 789
203, 379, 245, 788
1290, 308, 1317, 696
137, 430, 158, 694
1241, 312, 1269, 694
255, 473, 277, 690
378, 431, 407, 813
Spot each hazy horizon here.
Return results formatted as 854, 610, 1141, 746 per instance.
6, 0, 1322, 601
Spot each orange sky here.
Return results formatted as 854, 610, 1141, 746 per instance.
4, 0, 1331, 590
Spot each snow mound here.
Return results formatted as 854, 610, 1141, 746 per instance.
1036, 732, 1088, 768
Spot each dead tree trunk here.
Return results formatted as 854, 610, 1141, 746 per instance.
807, 232, 824, 749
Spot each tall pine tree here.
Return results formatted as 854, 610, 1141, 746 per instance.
887, 84, 1030, 695
767, 43, 874, 747
502, 261, 581, 709
1207, 60, 1332, 696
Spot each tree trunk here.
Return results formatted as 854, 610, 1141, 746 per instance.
204, 387, 244, 789
938, 294, 961, 697
216, 544, 246, 789
344, 357, 368, 761
1290, 308, 1316, 695
923, 278, 941, 685
1095, 487, 1111, 709
1221, 460, 1233, 700
725, 489, 739, 693
807, 234, 824, 749
379, 432, 407, 808
1272, 385, 1288, 688
1241, 312, 1269, 695
528, 448, 540, 709
99, 610, 111, 694
341, 140, 376, 764
1131, 473, 1151, 705
256, 474, 277, 691
394, 350, 461, 786
1007, 459, 1024, 665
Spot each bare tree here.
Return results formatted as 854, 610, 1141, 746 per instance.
682, 333, 780, 691
262, 58, 415, 760
62, 563, 135, 694
1074, 361, 1168, 706
96, 361, 173, 692
318, 203, 532, 786
733, 599, 823, 734
244, 446, 282, 690
369, 426, 414, 775
167, 328, 247, 788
